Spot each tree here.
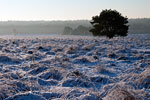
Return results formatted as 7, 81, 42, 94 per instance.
63, 26, 73, 35
90, 9, 129, 38
62, 25, 92, 36
72, 25, 91, 35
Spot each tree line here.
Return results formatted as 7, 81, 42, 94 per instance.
0, 18, 149, 35
62, 18, 150, 36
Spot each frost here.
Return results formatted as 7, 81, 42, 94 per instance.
0, 34, 150, 100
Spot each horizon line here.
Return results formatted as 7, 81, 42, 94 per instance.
0, 17, 150, 22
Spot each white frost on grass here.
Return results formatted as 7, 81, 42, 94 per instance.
0, 34, 149, 100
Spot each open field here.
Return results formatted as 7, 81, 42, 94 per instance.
0, 34, 150, 100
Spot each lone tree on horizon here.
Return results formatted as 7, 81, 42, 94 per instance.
90, 9, 129, 38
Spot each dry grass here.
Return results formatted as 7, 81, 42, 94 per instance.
93, 65, 112, 74
104, 88, 136, 100
0, 84, 15, 100
82, 44, 94, 51
135, 67, 150, 89
65, 45, 77, 54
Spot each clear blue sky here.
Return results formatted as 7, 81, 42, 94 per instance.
0, 0, 149, 21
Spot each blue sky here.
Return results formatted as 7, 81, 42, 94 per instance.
0, 0, 149, 20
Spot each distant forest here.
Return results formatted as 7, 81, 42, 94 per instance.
128, 18, 150, 34
0, 18, 149, 35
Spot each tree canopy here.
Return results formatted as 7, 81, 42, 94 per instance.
62, 25, 91, 36
90, 9, 129, 38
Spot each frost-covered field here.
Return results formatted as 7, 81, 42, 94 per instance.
0, 34, 150, 100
